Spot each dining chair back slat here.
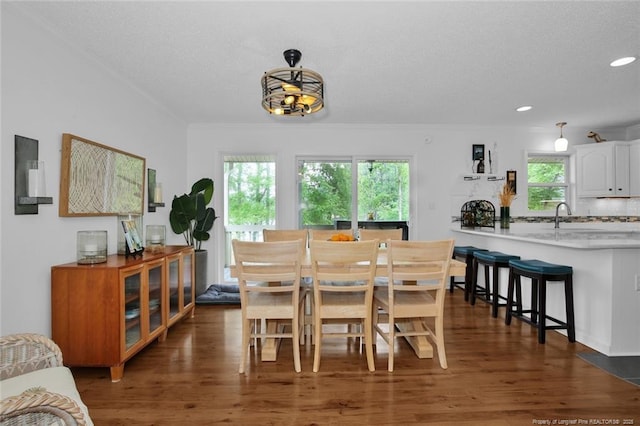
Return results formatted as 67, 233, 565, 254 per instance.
358, 228, 403, 243
263, 229, 308, 250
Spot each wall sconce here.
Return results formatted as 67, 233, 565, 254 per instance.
555, 122, 568, 152
14, 135, 53, 215
147, 168, 165, 212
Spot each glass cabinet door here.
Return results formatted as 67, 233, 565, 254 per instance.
182, 251, 193, 307
167, 254, 180, 322
123, 266, 143, 351
147, 259, 164, 336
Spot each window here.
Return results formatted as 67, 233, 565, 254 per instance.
297, 158, 410, 228
223, 155, 276, 280
527, 153, 569, 211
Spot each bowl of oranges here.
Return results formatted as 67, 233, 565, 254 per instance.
329, 233, 355, 242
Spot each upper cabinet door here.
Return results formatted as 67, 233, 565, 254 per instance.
576, 143, 615, 197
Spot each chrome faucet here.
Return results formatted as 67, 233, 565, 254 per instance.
554, 202, 572, 229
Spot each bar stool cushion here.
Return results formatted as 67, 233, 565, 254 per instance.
509, 259, 572, 276
454, 246, 487, 256
474, 251, 520, 264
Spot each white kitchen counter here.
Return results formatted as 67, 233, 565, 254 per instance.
453, 224, 640, 249
450, 223, 640, 356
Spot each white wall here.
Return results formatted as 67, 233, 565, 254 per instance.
1, 6, 188, 336
187, 123, 638, 284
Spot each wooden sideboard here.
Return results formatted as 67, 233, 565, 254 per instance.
51, 246, 195, 382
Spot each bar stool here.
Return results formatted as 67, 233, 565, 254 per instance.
505, 259, 576, 344
449, 246, 487, 302
471, 251, 521, 317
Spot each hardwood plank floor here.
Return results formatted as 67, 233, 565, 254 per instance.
72, 293, 639, 425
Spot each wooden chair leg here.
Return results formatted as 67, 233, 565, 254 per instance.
388, 314, 395, 372
292, 313, 302, 373
364, 317, 375, 372
239, 318, 251, 374
435, 314, 448, 369
313, 316, 322, 373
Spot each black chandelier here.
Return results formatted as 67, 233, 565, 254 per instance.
261, 49, 324, 116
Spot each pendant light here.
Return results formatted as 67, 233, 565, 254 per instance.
555, 122, 568, 152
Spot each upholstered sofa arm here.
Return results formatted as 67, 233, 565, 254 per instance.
0, 333, 63, 380
0, 387, 88, 426
1, 333, 93, 425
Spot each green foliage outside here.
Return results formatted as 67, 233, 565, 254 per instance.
300, 162, 352, 225
226, 162, 275, 225
527, 160, 566, 210
357, 162, 409, 221
225, 160, 410, 228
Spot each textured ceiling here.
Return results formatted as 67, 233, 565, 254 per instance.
7, 1, 640, 129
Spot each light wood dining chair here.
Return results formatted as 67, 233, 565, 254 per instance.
263, 229, 308, 249
263, 228, 311, 344
309, 239, 379, 372
373, 239, 454, 371
358, 228, 403, 243
232, 239, 305, 374
358, 228, 404, 286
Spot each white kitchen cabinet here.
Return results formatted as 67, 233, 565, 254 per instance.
630, 142, 640, 196
575, 141, 638, 197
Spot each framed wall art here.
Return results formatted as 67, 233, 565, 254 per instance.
506, 169, 517, 194
59, 134, 146, 216
472, 144, 485, 161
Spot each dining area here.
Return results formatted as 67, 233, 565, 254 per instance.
230, 228, 466, 374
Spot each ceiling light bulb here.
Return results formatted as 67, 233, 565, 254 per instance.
610, 56, 637, 67
274, 108, 283, 115
516, 105, 532, 112
555, 122, 568, 152
555, 137, 568, 152
284, 95, 296, 105
302, 104, 312, 114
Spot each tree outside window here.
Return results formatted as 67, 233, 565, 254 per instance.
527, 154, 569, 211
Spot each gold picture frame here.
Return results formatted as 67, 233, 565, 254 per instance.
59, 134, 145, 216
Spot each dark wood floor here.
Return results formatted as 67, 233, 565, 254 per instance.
72, 291, 639, 425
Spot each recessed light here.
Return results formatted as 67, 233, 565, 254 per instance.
516, 105, 532, 112
610, 56, 636, 67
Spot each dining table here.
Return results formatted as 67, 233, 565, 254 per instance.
229, 248, 467, 362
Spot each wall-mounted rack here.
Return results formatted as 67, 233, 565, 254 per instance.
463, 174, 504, 181
15, 135, 53, 215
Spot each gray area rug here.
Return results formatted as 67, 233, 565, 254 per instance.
195, 284, 240, 305
577, 353, 640, 387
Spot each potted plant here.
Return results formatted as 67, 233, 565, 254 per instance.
169, 177, 218, 296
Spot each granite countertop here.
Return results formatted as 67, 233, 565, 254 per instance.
451, 224, 640, 249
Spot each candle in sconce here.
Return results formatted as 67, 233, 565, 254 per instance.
84, 244, 98, 253
154, 183, 163, 203
27, 161, 46, 197
150, 235, 161, 244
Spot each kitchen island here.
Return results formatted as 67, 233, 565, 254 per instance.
450, 223, 640, 356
